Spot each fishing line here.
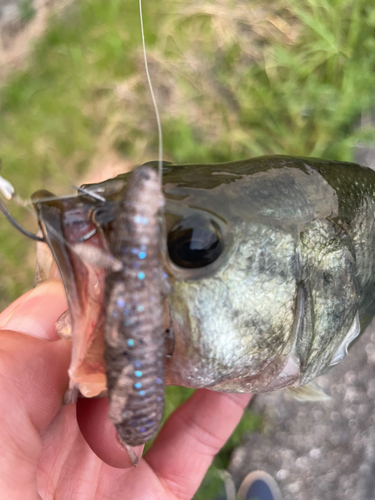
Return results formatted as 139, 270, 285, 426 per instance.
0, 170, 102, 246
0, 197, 44, 242
1, 4, 166, 256
0, 172, 108, 243
0, 173, 44, 241
138, 0, 163, 184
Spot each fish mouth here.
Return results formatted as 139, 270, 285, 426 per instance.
32, 187, 174, 405
35, 230, 175, 401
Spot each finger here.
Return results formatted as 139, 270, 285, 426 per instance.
0, 279, 68, 340
146, 389, 252, 500
0, 282, 71, 497
77, 396, 144, 469
0, 290, 32, 328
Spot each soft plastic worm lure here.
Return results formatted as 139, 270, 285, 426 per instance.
0, 163, 168, 455
104, 166, 167, 447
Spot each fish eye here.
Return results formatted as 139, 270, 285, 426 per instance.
167, 215, 223, 269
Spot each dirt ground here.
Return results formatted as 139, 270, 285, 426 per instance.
0, 0, 70, 77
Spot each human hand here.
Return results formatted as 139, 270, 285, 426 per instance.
0, 280, 252, 500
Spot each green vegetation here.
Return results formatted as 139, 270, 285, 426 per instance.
2, 0, 375, 307
19, 0, 36, 23
1, 0, 375, 497
1, 0, 375, 306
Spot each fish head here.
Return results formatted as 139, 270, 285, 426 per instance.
161, 160, 304, 393
31, 156, 361, 399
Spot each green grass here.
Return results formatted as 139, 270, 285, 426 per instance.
157, 0, 375, 161
1, 0, 375, 497
0, 0, 160, 308
19, 0, 37, 23
1, 0, 375, 306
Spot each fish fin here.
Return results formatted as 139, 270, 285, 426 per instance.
329, 312, 360, 366
285, 381, 331, 402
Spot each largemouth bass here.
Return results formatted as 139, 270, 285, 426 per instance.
26, 155, 375, 447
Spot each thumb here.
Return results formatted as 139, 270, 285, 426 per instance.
0, 280, 71, 499
0, 279, 68, 341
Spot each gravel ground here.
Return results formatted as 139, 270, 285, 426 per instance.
230, 323, 375, 500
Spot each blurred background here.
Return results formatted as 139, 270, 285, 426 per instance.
1, 0, 375, 308
1, 1, 375, 498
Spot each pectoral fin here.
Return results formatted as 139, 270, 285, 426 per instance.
285, 381, 331, 402
329, 312, 360, 366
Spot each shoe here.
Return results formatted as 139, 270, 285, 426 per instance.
237, 470, 283, 500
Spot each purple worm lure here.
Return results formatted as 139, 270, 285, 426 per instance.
104, 166, 167, 447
